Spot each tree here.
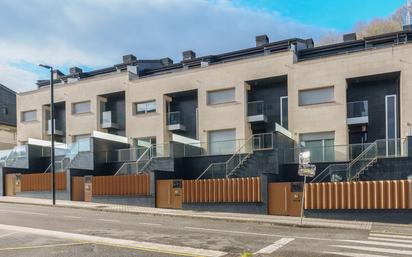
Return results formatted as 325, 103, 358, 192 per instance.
317, 5, 407, 45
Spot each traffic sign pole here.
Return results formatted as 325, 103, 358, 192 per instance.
300, 175, 307, 225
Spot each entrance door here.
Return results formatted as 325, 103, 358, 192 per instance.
156, 180, 182, 209
71, 177, 85, 201
5, 174, 16, 196
268, 182, 303, 216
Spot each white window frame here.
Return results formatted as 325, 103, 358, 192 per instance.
134, 100, 156, 115
72, 101, 91, 115
385, 94, 397, 156
207, 88, 236, 105
21, 110, 37, 122
280, 96, 288, 128
298, 86, 334, 106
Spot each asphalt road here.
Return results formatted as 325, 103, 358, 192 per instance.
0, 203, 411, 257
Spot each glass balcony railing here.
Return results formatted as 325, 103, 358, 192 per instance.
47, 119, 64, 135
347, 101, 368, 119
101, 111, 118, 129
247, 101, 265, 117
167, 111, 184, 125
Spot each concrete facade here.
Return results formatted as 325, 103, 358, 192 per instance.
15, 31, 412, 153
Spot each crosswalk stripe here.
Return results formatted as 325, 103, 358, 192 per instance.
368, 237, 412, 244
342, 239, 412, 249
323, 251, 389, 257
331, 245, 412, 256
370, 233, 412, 240
255, 238, 294, 254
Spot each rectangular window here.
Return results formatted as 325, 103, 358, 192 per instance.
280, 96, 288, 129
207, 88, 235, 105
135, 100, 156, 115
300, 132, 335, 162
385, 95, 398, 156
208, 129, 236, 155
72, 101, 91, 114
21, 110, 37, 122
299, 86, 334, 106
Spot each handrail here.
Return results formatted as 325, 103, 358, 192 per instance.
114, 146, 152, 176
197, 132, 273, 180
311, 163, 348, 183
346, 142, 377, 181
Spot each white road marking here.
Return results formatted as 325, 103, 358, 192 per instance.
255, 238, 294, 254
63, 215, 81, 219
0, 210, 48, 216
323, 251, 389, 257
0, 232, 17, 238
0, 223, 226, 257
138, 222, 161, 226
97, 218, 119, 223
331, 244, 412, 256
184, 226, 336, 241
342, 239, 412, 249
369, 233, 412, 240
368, 236, 412, 244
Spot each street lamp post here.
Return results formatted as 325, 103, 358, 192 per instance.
39, 64, 56, 205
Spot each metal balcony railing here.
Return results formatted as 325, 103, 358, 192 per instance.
347, 101, 368, 125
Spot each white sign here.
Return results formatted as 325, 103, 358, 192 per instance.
298, 164, 316, 177
299, 151, 310, 165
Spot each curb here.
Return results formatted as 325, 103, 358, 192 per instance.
0, 200, 371, 231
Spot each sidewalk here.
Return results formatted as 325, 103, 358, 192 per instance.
0, 196, 372, 230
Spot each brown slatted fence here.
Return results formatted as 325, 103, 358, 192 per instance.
305, 180, 412, 210
92, 174, 150, 196
20, 172, 66, 191
182, 177, 261, 203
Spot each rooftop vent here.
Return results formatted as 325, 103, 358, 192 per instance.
69, 66, 82, 75
343, 33, 357, 42
160, 57, 173, 66
256, 34, 269, 47
305, 39, 314, 48
52, 70, 64, 80
123, 54, 137, 64
182, 50, 196, 61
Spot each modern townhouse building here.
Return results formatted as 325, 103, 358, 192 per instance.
3, 28, 412, 219
0, 84, 16, 150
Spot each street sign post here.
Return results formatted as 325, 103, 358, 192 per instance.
298, 151, 316, 225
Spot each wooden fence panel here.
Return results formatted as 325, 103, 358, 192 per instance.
305, 180, 412, 210
92, 174, 150, 196
20, 172, 66, 192
183, 177, 261, 203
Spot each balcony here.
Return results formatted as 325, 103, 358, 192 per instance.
167, 111, 186, 131
247, 101, 267, 123
347, 101, 368, 125
47, 119, 64, 136
101, 111, 119, 129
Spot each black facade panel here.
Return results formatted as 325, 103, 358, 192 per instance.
0, 85, 16, 126
347, 73, 400, 144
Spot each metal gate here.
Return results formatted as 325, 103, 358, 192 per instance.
268, 182, 303, 216
156, 179, 182, 209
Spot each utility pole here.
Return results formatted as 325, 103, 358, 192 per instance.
39, 64, 56, 205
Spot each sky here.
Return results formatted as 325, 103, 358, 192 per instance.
0, 0, 406, 93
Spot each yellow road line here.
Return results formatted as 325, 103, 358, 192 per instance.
0, 242, 89, 251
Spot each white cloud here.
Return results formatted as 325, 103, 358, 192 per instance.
0, 0, 332, 92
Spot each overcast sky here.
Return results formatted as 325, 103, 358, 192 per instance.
0, 0, 405, 93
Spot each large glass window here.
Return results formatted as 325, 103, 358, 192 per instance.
385, 95, 397, 156
280, 96, 288, 129
299, 86, 334, 106
135, 100, 156, 115
72, 101, 91, 114
300, 132, 335, 162
208, 129, 236, 155
207, 88, 235, 105
21, 110, 37, 122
